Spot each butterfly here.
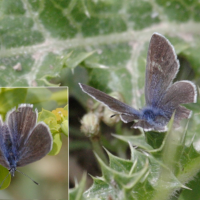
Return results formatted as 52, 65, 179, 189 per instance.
79, 33, 197, 132
0, 104, 52, 182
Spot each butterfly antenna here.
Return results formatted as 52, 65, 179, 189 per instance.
16, 169, 39, 185
0, 171, 10, 188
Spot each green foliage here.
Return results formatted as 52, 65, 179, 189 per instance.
0, 88, 28, 115
0, 166, 11, 190
79, 118, 200, 200
69, 173, 87, 200
38, 104, 68, 155
1, 0, 200, 89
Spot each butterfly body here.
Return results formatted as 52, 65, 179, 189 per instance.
121, 106, 169, 131
79, 33, 197, 132
2, 125, 19, 176
141, 107, 166, 123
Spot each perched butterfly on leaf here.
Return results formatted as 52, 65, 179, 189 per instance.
79, 33, 197, 132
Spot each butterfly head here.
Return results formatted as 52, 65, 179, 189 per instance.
9, 167, 16, 177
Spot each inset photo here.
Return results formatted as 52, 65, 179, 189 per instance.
0, 87, 68, 199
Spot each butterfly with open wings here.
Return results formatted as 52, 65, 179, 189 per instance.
79, 33, 197, 132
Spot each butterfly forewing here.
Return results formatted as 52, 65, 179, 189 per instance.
17, 122, 52, 167
79, 83, 140, 117
120, 114, 140, 123
145, 33, 179, 107
7, 104, 37, 149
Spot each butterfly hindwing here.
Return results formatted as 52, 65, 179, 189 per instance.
17, 122, 52, 167
132, 120, 167, 132
173, 106, 192, 127
158, 81, 197, 122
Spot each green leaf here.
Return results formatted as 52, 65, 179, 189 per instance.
38, 109, 57, 121
0, 166, 11, 190
25, 88, 52, 105
2, 0, 200, 88
65, 51, 95, 70
84, 150, 149, 199
113, 133, 153, 151
50, 90, 68, 105
69, 173, 87, 200
49, 132, 62, 155
0, 88, 27, 116
60, 105, 69, 137
60, 119, 68, 137
105, 149, 134, 173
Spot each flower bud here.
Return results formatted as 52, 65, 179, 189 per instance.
80, 112, 100, 137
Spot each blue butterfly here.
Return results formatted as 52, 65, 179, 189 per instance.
79, 33, 197, 132
0, 104, 52, 184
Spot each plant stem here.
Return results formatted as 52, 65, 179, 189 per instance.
90, 136, 108, 165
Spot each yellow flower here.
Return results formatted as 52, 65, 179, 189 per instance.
44, 117, 60, 134
52, 108, 68, 122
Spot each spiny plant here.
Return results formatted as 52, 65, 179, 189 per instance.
70, 113, 200, 200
